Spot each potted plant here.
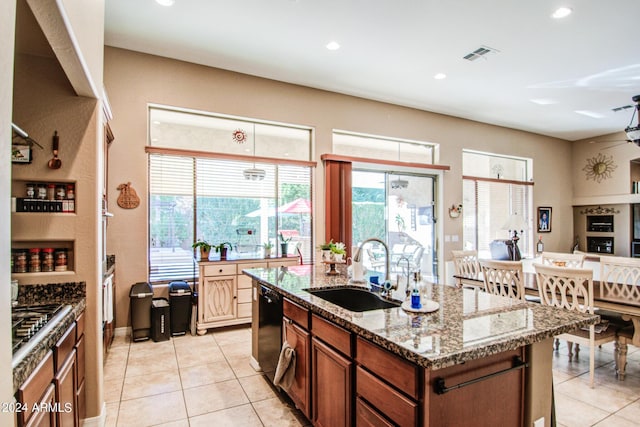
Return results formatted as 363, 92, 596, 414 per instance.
213, 242, 234, 260
318, 239, 333, 261
263, 242, 274, 258
330, 241, 347, 262
279, 233, 292, 257
192, 239, 212, 260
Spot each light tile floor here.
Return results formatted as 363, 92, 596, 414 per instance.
103, 326, 640, 426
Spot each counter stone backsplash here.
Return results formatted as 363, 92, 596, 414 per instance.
17, 281, 86, 306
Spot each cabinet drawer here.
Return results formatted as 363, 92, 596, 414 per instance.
356, 366, 418, 427
355, 397, 394, 427
75, 311, 85, 340
17, 350, 54, 426
238, 288, 252, 304
284, 299, 309, 330
237, 302, 252, 319
75, 333, 85, 386
203, 264, 237, 276
54, 322, 77, 372
268, 258, 299, 268
312, 314, 352, 357
356, 337, 419, 399
236, 274, 253, 289
238, 261, 268, 270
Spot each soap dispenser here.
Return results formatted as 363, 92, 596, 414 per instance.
410, 272, 422, 309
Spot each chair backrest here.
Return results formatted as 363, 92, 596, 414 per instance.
479, 260, 525, 300
533, 263, 594, 314
599, 255, 640, 301
451, 250, 480, 279
541, 251, 585, 268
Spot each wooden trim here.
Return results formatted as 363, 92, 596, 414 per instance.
145, 146, 317, 167
321, 153, 450, 171
324, 160, 353, 252
462, 175, 534, 186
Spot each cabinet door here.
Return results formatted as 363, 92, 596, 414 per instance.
312, 337, 352, 427
54, 350, 77, 427
25, 383, 56, 427
202, 276, 236, 323
283, 318, 310, 419
355, 397, 394, 427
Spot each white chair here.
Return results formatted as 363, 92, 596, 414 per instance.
451, 250, 481, 288
599, 256, 640, 380
479, 260, 526, 300
541, 251, 585, 268
534, 263, 617, 388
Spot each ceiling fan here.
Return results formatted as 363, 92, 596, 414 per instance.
595, 94, 640, 150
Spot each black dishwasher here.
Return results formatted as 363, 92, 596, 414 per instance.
258, 285, 283, 382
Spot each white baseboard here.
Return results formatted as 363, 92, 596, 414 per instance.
249, 356, 262, 372
80, 401, 106, 427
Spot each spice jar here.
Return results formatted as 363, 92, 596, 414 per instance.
13, 250, 27, 273
66, 184, 75, 199
41, 248, 55, 272
29, 248, 41, 272
46, 184, 55, 201
54, 249, 68, 272
37, 184, 47, 200
26, 183, 35, 198
55, 185, 66, 200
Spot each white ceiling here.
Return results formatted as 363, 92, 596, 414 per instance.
104, 0, 640, 141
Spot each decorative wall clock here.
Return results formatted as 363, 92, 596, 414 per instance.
582, 153, 617, 183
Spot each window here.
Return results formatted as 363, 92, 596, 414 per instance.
333, 130, 437, 164
462, 151, 533, 259
148, 107, 313, 283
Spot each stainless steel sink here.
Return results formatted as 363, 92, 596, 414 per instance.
304, 287, 401, 312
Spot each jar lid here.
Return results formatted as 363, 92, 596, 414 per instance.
29, 248, 41, 253
47, 183, 55, 187
42, 248, 54, 252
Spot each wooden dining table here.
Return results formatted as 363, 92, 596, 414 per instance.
453, 256, 640, 379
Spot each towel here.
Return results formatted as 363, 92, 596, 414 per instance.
273, 341, 296, 391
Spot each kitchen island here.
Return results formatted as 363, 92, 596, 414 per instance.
245, 264, 598, 427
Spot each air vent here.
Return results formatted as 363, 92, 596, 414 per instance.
612, 104, 633, 113
463, 45, 500, 61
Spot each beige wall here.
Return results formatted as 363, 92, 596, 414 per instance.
104, 46, 575, 328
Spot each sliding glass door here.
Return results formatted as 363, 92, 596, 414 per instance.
352, 170, 438, 281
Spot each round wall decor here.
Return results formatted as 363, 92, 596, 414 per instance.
582, 153, 617, 183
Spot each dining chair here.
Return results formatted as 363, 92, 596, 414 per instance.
451, 250, 481, 288
533, 263, 617, 388
541, 251, 586, 268
479, 260, 526, 300
599, 256, 640, 380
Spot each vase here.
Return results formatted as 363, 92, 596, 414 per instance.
200, 248, 210, 260
220, 247, 228, 260
322, 249, 331, 261
333, 253, 343, 262
264, 248, 272, 258
281, 243, 289, 257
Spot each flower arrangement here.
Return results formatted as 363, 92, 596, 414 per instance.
318, 239, 333, 251
330, 241, 346, 255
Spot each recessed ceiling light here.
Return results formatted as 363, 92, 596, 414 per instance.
156, 0, 175, 6
326, 41, 340, 51
434, 73, 447, 80
530, 98, 558, 105
575, 110, 605, 119
552, 7, 572, 19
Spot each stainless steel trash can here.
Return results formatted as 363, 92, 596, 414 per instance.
151, 298, 171, 342
169, 281, 192, 336
129, 282, 153, 341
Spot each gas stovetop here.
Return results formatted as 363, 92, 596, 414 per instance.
12, 304, 72, 369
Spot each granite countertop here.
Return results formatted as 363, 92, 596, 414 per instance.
244, 264, 599, 370
13, 282, 86, 392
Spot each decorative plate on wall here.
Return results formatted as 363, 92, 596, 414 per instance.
582, 153, 617, 183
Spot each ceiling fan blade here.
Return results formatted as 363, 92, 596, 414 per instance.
601, 140, 632, 150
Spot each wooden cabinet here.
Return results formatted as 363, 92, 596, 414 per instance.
283, 299, 311, 419
25, 383, 56, 427
197, 257, 298, 333
312, 337, 353, 427
53, 349, 76, 427
75, 311, 86, 422
16, 351, 54, 426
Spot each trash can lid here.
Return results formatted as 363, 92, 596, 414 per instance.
169, 281, 191, 294
130, 282, 153, 298
152, 298, 170, 308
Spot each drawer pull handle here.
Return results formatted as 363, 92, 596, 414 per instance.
433, 356, 527, 395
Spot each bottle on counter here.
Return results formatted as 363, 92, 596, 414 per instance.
537, 236, 544, 254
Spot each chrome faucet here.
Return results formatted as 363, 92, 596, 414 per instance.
354, 238, 394, 296
396, 255, 411, 297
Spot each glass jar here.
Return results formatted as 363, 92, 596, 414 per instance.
46, 184, 55, 201
26, 183, 36, 198
41, 248, 55, 272
13, 250, 27, 273
55, 185, 66, 200
29, 248, 41, 272
54, 249, 68, 272
36, 184, 47, 200
66, 184, 75, 199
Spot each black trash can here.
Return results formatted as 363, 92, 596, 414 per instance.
151, 298, 171, 342
129, 282, 154, 341
169, 281, 192, 336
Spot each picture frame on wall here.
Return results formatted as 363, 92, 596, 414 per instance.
11, 144, 32, 164
538, 206, 552, 232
